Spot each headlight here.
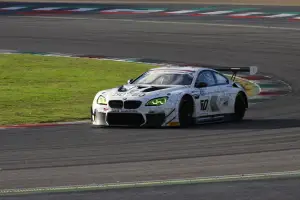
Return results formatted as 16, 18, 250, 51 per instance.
146, 97, 168, 106
97, 95, 107, 105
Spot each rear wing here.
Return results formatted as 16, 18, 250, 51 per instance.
202, 65, 258, 81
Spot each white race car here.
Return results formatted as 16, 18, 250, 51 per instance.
91, 65, 258, 128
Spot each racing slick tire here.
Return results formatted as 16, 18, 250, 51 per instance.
178, 95, 194, 128
232, 92, 247, 122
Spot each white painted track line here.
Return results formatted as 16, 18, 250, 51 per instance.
1, 169, 300, 196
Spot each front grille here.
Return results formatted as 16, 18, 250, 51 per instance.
106, 113, 145, 126
109, 100, 123, 109
124, 100, 142, 109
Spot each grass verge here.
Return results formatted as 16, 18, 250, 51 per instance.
0, 54, 155, 125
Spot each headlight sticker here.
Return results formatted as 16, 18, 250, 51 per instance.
97, 95, 107, 105
146, 97, 168, 106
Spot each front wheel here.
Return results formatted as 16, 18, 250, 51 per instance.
178, 97, 194, 128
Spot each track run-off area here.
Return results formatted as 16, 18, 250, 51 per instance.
1, 2, 300, 199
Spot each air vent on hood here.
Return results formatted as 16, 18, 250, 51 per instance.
143, 86, 169, 93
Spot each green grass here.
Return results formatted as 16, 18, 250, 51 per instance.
0, 54, 155, 125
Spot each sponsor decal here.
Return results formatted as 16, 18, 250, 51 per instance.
210, 95, 219, 112
219, 96, 229, 106
112, 92, 125, 96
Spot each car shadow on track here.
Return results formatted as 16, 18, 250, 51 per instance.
188, 119, 300, 130
97, 119, 300, 130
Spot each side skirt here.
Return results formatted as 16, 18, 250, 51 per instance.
194, 114, 233, 124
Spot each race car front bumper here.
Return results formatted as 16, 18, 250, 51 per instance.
91, 106, 177, 127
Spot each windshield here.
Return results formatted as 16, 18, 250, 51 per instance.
132, 71, 194, 85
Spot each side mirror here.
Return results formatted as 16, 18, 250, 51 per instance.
127, 79, 133, 84
196, 82, 208, 88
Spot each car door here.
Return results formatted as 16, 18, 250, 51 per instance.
194, 70, 222, 118
212, 71, 233, 114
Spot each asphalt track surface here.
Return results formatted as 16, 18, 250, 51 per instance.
1, 5, 300, 199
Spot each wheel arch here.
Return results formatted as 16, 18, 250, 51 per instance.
236, 91, 248, 108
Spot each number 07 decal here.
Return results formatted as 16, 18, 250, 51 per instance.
200, 99, 208, 110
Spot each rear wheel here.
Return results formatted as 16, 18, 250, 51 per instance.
232, 92, 247, 121
178, 96, 194, 128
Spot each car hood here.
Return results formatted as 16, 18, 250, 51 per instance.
105, 84, 188, 99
